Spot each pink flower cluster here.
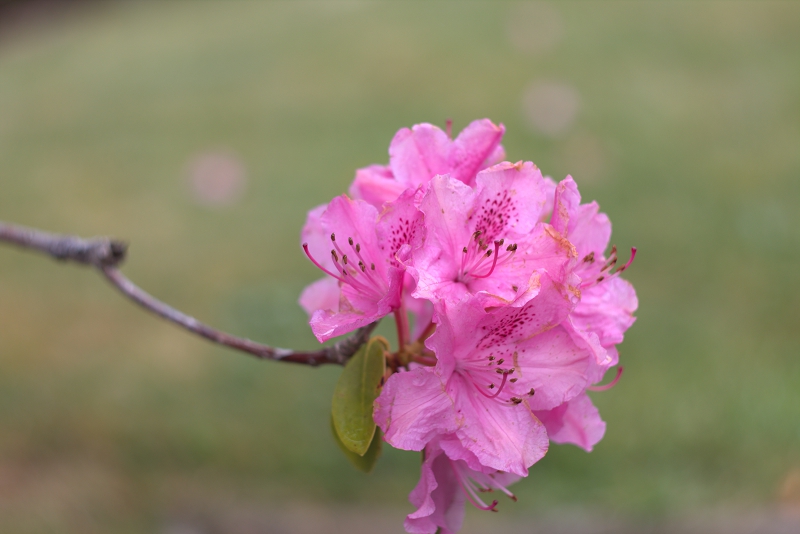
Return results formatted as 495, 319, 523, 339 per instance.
300, 119, 637, 534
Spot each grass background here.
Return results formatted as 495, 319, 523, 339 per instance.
0, 2, 798, 532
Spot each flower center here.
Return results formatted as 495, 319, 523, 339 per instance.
303, 233, 388, 301
462, 351, 535, 407
458, 231, 517, 283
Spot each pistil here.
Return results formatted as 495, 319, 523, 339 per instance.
459, 231, 517, 282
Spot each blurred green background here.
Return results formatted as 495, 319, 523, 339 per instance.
1, 2, 798, 533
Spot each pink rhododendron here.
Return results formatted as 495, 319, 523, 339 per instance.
375, 273, 600, 476
300, 190, 422, 342
349, 119, 506, 207
299, 119, 637, 534
410, 162, 577, 306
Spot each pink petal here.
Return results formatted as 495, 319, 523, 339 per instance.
472, 161, 548, 240
540, 177, 557, 222
569, 202, 612, 261
307, 277, 399, 342
374, 367, 459, 451
515, 225, 579, 287
466, 224, 578, 305
302, 195, 406, 342
410, 175, 476, 302
389, 124, 451, 188
551, 175, 580, 235
552, 175, 611, 259
319, 195, 385, 274
534, 392, 606, 452
348, 164, 406, 207
405, 442, 465, 534
376, 187, 425, 265
448, 119, 505, 185
507, 325, 594, 411
573, 276, 638, 348
300, 203, 335, 274
298, 277, 340, 317
449, 374, 549, 476
484, 143, 507, 169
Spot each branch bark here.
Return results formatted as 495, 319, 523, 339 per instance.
0, 221, 375, 366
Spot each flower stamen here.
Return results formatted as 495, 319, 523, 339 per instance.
581, 246, 637, 289
587, 366, 623, 391
458, 233, 517, 283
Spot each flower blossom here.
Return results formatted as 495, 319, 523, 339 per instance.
300, 189, 422, 342
409, 162, 577, 306
374, 271, 603, 476
299, 118, 637, 534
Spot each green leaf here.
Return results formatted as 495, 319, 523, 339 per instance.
330, 415, 383, 473
331, 336, 387, 456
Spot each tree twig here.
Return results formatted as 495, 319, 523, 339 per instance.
0, 221, 375, 366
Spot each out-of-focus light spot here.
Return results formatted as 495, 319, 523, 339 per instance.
557, 131, 609, 185
522, 80, 581, 138
506, 2, 564, 56
186, 150, 247, 208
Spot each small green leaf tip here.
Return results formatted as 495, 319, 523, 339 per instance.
330, 415, 383, 473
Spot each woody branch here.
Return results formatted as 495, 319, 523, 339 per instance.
0, 221, 375, 366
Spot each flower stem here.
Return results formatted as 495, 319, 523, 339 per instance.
0, 220, 375, 366
416, 319, 436, 343
394, 301, 410, 351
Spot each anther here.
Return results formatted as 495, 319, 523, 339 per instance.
330, 233, 336, 242
331, 250, 338, 262
528, 388, 535, 396
356, 243, 361, 253
370, 263, 375, 270
488, 384, 495, 389
348, 237, 354, 246
463, 247, 468, 254
510, 397, 522, 405
509, 378, 518, 383
342, 255, 348, 265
